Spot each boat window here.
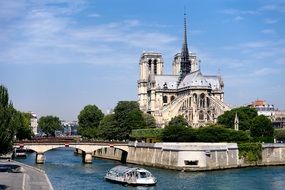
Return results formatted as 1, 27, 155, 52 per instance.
139, 172, 148, 178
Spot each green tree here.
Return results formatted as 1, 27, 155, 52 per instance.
168, 115, 189, 127
78, 105, 104, 138
143, 113, 156, 128
38, 115, 61, 136
15, 112, 33, 140
98, 114, 117, 140
274, 129, 285, 142
218, 107, 258, 131
0, 85, 17, 154
197, 124, 251, 142
113, 101, 145, 140
162, 116, 195, 142
250, 115, 274, 142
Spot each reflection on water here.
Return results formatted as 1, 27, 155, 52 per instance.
16, 147, 285, 190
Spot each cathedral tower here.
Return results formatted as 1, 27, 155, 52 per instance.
138, 52, 163, 112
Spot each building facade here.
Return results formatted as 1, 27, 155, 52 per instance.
30, 112, 38, 135
250, 99, 285, 128
138, 15, 230, 128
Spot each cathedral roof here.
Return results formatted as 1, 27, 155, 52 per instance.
204, 76, 223, 91
154, 72, 223, 91
155, 75, 179, 90
178, 70, 210, 89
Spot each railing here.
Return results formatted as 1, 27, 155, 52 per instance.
15, 138, 128, 145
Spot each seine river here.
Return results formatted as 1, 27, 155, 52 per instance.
16, 148, 285, 190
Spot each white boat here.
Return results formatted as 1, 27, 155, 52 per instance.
105, 165, 157, 186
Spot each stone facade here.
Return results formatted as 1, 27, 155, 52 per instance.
138, 16, 230, 128
30, 112, 38, 135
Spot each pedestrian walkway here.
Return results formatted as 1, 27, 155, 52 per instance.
0, 160, 53, 190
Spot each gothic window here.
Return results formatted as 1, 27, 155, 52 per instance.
148, 59, 152, 71
207, 111, 211, 120
199, 111, 204, 120
207, 97, 210, 108
193, 93, 197, 103
171, 96, 175, 102
200, 93, 205, 108
154, 59, 157, 74
163, 82, 168, 89
163, 96, 168, 104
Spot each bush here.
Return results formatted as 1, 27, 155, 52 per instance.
161, 123, 251, 143
131, 128, 163, 140
274, 129, 285, 142
238, 143, 262, 162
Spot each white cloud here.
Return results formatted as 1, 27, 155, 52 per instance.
252, 68, 280, 76
0, 1, 177, 66
220, 9, 258, 15
261, 29, 275, 34
88, 13, 101, 17
264, 18, 278, 24
260, 4, 285, 13
234, 16, 244, 21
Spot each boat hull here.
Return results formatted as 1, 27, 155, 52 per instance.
105, 177, 156, 186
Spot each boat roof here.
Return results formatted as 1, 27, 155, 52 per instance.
109, 166, 150, 174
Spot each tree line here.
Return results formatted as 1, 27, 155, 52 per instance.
135, 107, 274, 143
77, 101, 156, 140
0, 85, 34, 154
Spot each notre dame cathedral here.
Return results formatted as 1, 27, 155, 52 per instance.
138, 15, 230, 128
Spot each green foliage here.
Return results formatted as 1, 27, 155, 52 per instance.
38, 115, 61, 136
162, 116, 194, 142
0, 85, 18, 154
78, 105, 104, 128
196, 125, 251, 142
143, 113, 157, 128
0, 85, 9, 108
250, 115, 274, 142
274, 129, 285, 142
238, 143, 262, 162
131, 128, 163, 139
163, 125, 196, 142
161, 118, 251, 142
79, 127, 98, 139
78, 101, 149, 140
78, 104, 104, 138
98, 114, 117, 140
217, 107, 257, 131
113, 101, 145, 140
15, 112, 33, 140
168, 115, 189, 127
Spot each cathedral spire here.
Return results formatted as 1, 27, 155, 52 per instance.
178, 10, 191, 85
181, 10, 189, 63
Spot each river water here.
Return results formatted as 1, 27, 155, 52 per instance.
16, 148, 285, 190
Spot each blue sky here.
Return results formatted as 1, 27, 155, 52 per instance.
0, 0, 284, 121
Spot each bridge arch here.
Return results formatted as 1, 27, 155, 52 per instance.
15, 143, 129, 164
93, 145, 129, 163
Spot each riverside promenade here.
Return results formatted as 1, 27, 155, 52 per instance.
0, 160, 53, 190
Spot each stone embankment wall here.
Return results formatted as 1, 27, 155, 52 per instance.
93, 142, 285, 171
93, 147, 123, 161
93, 142, 240, 171
262, 143, 285, 165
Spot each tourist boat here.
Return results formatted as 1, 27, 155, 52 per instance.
105, 165, 157, 186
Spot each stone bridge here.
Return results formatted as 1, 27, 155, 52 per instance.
14, 142, 129, 164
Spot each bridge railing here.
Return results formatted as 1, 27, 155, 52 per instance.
15, 138, 129, 145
